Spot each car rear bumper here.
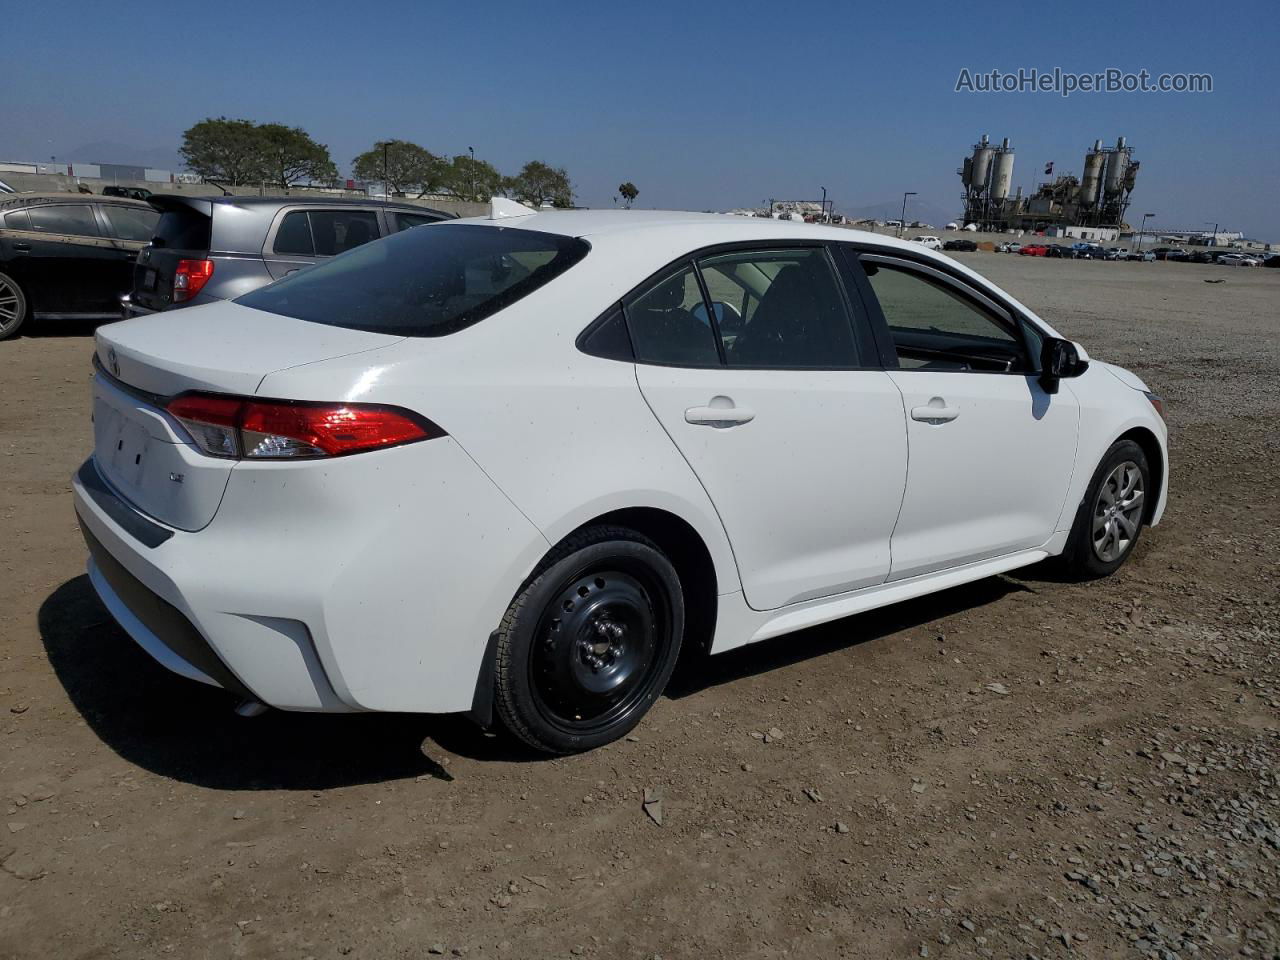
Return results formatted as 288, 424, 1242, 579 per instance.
71, 439, 549, 715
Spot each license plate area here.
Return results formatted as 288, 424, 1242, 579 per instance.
142, 268, 158, 291
90, 375, 233, 532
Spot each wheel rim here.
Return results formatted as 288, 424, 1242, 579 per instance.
529, 566, 667, 733
1091, 460, 1145, 562
0, 276, 22, 334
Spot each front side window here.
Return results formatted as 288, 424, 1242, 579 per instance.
394, 212, 440, 232
625, 266, 720, 367
103, 205, 159, 242
25, 204, 100, 237
696, 248, 859, 368
861, 261, 1025, 372
239, 223, 589, 337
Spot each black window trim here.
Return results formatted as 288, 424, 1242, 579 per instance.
577, 238, 888, 372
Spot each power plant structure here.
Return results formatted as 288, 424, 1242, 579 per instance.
958, 134, 1140, 234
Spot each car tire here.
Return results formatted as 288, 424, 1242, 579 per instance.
0, 271, 29, 340
494, 525, 685, 755
1058, 439, 1150, 579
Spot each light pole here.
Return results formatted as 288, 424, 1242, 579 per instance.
899, 192, 917, 237
1203, 221, 1219, 248
1137, 212, 1154, 252
820, 186, 827, 222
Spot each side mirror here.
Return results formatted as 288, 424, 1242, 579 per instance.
1039, 338, 1088, 394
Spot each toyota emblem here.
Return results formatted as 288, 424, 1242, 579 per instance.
107, 347, 120, 378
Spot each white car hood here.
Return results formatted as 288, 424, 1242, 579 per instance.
1097, 360, 1151, 392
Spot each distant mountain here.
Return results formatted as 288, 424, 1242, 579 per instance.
843, 199, 959, 227
60, 140, 183, 172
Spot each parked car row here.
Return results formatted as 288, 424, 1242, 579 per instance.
0, 193, 452, 338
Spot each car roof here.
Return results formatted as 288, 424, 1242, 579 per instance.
446, 208, 938, 256
199, 195, 439, 209
0, 192, 153, 209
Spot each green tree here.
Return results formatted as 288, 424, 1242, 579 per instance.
440, 155, 507, 202
352, 139, 447, 197
509, 161, 575, 208
256, 123, 338, 189
618, 181, 639, 208
179, 117, 266, 185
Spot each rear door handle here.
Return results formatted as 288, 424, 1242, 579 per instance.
685, 403, 754, 427
12, 242, 30, 253
910, 400, 960, 423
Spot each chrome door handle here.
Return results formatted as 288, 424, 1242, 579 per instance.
685, 404, 754, 427
910, 400, 960, 423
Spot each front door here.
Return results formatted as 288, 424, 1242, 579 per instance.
852, 252, 1080, 580
632, 246, 908, 611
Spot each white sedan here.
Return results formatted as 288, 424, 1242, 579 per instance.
909, 235, 943, 250
73, 202, 1169, 754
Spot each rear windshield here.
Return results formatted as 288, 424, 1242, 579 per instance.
152, 207, 211, 250
236, 223, 589, 337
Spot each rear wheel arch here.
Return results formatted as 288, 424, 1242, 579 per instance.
470, 507, 720, 732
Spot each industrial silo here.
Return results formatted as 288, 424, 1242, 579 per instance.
961, 155, 973, 188
1104, 136, 1129, 196
970, 134, 993, 193
991, 143, 1015, 201
1079, 140, 1105, 206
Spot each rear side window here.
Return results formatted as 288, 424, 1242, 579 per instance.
152, 207, 211, 250
25, 204, 100, 237
273, 211, 314, 256
238, 223, 589, 337
696, 248, 860, 368
273, 209, 382, 256
625, 266, 720, 366
103, 205, 159, 242
309, 210, 379, 256
3, 209, 31, 230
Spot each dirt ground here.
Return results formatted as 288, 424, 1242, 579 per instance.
1, 255, 1277, 960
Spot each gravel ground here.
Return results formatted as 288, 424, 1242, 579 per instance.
1, 255, 1277, 960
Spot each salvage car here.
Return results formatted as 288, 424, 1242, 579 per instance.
123, 195, 452, 318
74, 204, 1169, 754
942, 238, 977, 251
0, 193, 158, 339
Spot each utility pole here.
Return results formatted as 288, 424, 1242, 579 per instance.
1137, 212, 1154, 252
820, 186, 828, 222
899, 192, 917, 237
383, 143, 389, 200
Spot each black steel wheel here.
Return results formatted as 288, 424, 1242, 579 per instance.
494, 526, 684, 754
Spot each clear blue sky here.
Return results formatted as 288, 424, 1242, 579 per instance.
4, 1, 1277, 239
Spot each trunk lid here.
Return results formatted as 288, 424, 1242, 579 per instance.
91, 301, 404, 531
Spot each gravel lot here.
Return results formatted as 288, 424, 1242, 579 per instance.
1, 255, 1277, 959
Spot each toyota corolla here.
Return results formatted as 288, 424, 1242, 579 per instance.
73, 201, 1168, 754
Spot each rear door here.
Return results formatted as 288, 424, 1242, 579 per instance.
262, 207, 383, 280
632, 244, 907, 611
848, 249, 1079, 579
16, 202, 120, 314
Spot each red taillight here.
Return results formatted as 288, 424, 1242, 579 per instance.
165, 393, 442, 459
173, 259, 214, 303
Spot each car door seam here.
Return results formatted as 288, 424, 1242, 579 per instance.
630, 362, 748, 600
